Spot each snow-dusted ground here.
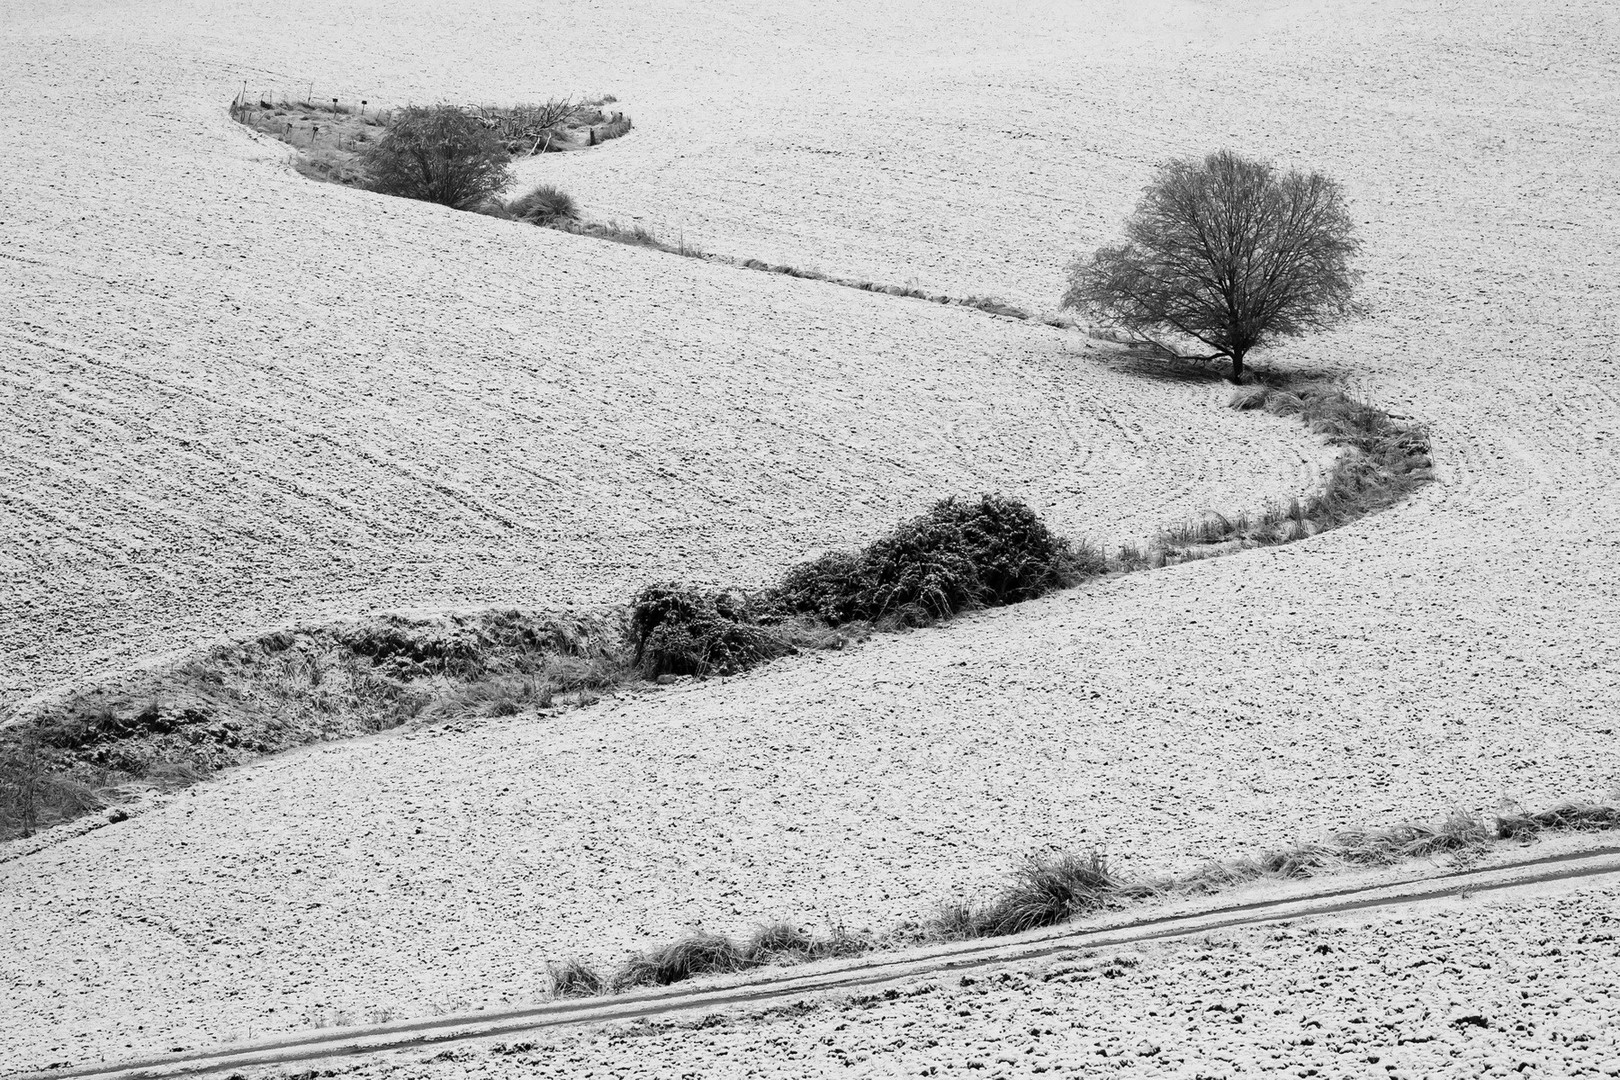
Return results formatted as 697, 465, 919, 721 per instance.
0, 0, 1327, 717
3, 0, 1620, 1072
300, 881, 1620, 1079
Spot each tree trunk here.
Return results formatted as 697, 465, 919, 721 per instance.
1230, 350, 1245, 383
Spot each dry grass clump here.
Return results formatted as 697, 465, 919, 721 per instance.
546, 958, 609, 998
612, 932, 750, 989
1496, 800, 1620, 838
1333, 810, 1492, 864
589, 923, 867, 994
958, 295, 1029, 319
508, 183, 578, 225
934, 852, 1120, 939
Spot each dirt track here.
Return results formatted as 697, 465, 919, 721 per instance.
17, 846, 1620, 1080
3, 0, 1619, 1072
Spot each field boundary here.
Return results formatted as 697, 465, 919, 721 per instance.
15, 844, 1620, 1080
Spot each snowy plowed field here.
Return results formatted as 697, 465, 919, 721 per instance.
0, 5, 1327, 713
3, 0, 1620, 1071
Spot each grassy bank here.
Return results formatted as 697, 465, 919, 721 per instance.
548, 797, 1620, 995
0, 610, 626, 841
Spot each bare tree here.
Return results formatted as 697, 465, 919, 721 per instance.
360, 105, 513, 210
1063, 150, 1362, 382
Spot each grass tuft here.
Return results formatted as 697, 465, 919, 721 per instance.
508, 184, 578, 225
938, 852, 1119, 939
613, 932, 749, 989
1332, 809, 1491, 864
1496, 800, 1620, 838
546, 958, 608, 998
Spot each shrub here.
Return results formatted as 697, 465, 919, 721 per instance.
770, 495, 1101, 626
509, 184, 577, 224
360, 105, 513, 210
628, 584, 791, 678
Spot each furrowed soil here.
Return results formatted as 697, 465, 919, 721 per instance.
303, 880, 1620, 1080
3, 0, 1619, 1072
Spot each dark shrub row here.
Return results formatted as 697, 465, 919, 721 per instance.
628, 585, 791, 679
629, 495, 1100, 679
771, 494, 1100, 626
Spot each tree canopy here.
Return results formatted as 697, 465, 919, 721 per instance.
1063, 150, 1362, 381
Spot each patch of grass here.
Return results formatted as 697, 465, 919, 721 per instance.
1333, 809, 1492, 864
586, 116, 634, 145
742, 922, 867, 965
546, 958, 608, 998
937, 852, 1119, 939
590, 923, 869, 995
612, 932, 750, 989
469, 100, 633, 155
1497, 800, 1620, 838
508, 183, 578, 224
958, 295, 1029, 319
552, 217, 691, 254
419, 676, 555, 721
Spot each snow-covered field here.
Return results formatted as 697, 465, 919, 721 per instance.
0, 0, 1335, 716
303, 882, 1620, 1079
3, 0, 1619, 1071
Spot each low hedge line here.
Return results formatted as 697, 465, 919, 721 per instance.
629, 494, 1101, 679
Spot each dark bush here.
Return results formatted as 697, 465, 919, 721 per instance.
773, 551, 868, 624
360, 105, 513, 210
769, 495, 1101, 626
509, 183, 577, 224
628, 584, 790, 679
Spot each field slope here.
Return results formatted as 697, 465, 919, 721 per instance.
2, 0, 1619, 1072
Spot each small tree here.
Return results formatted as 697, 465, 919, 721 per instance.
361, 105, 513, 210
1063, 150, 1361, 382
